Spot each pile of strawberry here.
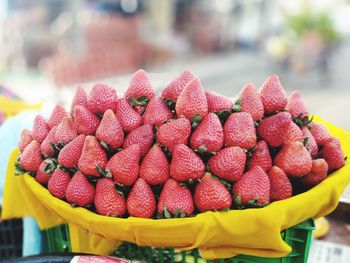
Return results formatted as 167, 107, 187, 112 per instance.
15, 70, 346, 219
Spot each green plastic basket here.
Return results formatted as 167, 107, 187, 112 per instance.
43, 219, 315, 263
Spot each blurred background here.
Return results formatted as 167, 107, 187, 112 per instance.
0, 0, 349, 261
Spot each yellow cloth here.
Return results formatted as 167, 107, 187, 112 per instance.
2, 117, 350, 259
0, 95, 42, 118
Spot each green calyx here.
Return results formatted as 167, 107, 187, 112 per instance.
163, 98, 176, 111
216, 109, 232, 125
190, 114, 202, 129
128, 96, 150, 107
295, 114, 313, 128
246, 196, 269, 208
14, 161, 26, 176
161, 207, 187, 219
232, 97, 242, 112
44, 159, 58, 174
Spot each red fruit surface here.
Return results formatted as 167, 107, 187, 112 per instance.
47, 169, 71, 200
240, 83, 264, 121
322, 138, 345, 170
55, 117, 77, 145
71, 86, 87, 113
96, 109, 124, 149
127, 178, 156, 218
161, 70, 194, 101
286, 91, 308, 120
19, 140, 42, 172
248, 140, 272, 172
125, 69, 155, 101
87, 83, 117, 114
35, 159, 54, 184
310, 122, 332, 146
143, 97, 173, 126
300, 159, 328, 186
58, 134, 85, 168
48, 105, 69, 129
259, 74, 287, 113
284, 122, 304, 145
73, 106, 100, 135
115, 98, 142, 133
268, 166, 292, 201
32, 115, 49, 143
224, 112, 256, 150
205, 91, 233, 113
140, 144, 169, 185
66, 171, 95, 207
40, 126, 57, 157
106, 144, 141, 186
19, 129, 33, 152
208, 146, 246, 182
302, 127, 318, 158
123, 124, 153, 157
170, 144, 205, 181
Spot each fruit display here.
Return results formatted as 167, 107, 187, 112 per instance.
14, 69, 346, 219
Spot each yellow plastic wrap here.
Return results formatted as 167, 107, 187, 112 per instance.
0, 95, 42, 118
2, 117, 350, 259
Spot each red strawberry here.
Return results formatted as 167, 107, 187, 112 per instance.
259, 74, 287, 113
55, 117, 77, 145
208, 146, 246, 182
170, 144, 205, 182
40, 126, 57, 157
58, 134, 85, 168
123, 124, 153, 157
190, 113, 224, 152
115, 98, 142, 133
175, 78, 208, 121
310, 122, 332, 146
232, 166, 270, 206
47, 169, 71, 199
239, 83, 264, 121
19, 140, 43, 172
65, 171, 95, 207
48, 105, 69, 129
205, 91, 233, 113
140, 144, 169, 186
157, 178, 194, 216
249, 140, 272, 172
161, 70, 194, 102
194, 173, 232, 212
78, 136, 107, 177
257, 112, 292, 147
284, 122, 303, 144
35, 159, 56, 185
275, 142, 312, 177
223, 112, 256, 150
18, 129, 33, 152
96, 109, 124, 150
134, 105, 145, 115
106, 144, 141, 186
156, 118, 191, 152
302, 127, 318, 158
322, 138, 345, 170
32, 115, 50, 143
268, 166, 292, 201
73, 106, 100, 135
127, 178, 156, 218
94, 178, 126, 217
143, 97, 173, 126
87, 83, 117, 114
71, 86, 87, 113
300, 159, 328, 186
286, 91, 308, 120
125, 69, 155, 106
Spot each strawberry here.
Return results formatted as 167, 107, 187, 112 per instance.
284, 122, 303, 145
78, 136, 107, 177
71, 86, 87, 113
268, 166, 292, 201
65, 171, 95, 207
55, 117, 77, 145
194, 173, 232, 212
170, 144, 205, 181
302, 127, 318, 158
205, 91, 233, 113
58, 134, 85, 168
300, 159, 328, 186
123, 124, 154, 157
274, 142, 312, 177
232, 166, 270, 206
239, 83, 264, 121
310, 122, 332, 146
208, 146, 246, 182
248, 140, 272, 172
143, 97, 173, 126
106, 144, 141, 186
127, 178, 156, 218
87, 83, 117, 114
18, 129, 33, 152
115, 98, 142, 133
35, 159, 56, 185
156, 118, 191, 152
322, 138, 345, 170
125, 69, 155, 106
40, 126, 57, 157
73, 106, 100, 135
257, 112, 292, 147
19, 140, 43, 172
161, 70, 194, 102
94, 178, 126, 217
175, 78, 208, 121
157, 178, 194, 216
223, 112, 256, 150
32, 115, 50, 143
190, 113, 224, 152
259, 74, 287, 113
286, 91, 308, 120
134, 105, 145, 115
48, 105, 69, 129
47, 169, 71, 200
139, 144, 169, 186
96, 109, 124, 150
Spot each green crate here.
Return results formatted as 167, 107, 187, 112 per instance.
43, 219, 314, 263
